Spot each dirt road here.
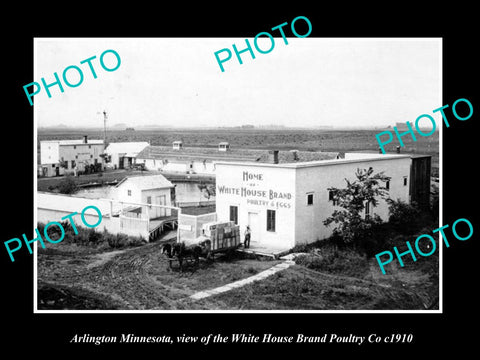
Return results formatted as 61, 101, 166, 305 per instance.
37, 241, 280, 310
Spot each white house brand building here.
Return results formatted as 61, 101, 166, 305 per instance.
214, 152, 416, 252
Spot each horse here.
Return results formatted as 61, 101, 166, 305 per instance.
162, 240, 212, 271
162, 243, 173, 258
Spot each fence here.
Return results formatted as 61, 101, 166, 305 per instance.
178, 212, 217, 242
175, 200, 216, 208
37, 192, 180, 241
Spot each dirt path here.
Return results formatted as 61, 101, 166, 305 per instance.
188, 260, 295, 301
37, 241, 281, 310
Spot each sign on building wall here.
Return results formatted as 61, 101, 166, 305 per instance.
217, 170, 293, 209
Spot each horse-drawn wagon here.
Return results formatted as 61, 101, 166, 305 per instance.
162, 220, 241, 270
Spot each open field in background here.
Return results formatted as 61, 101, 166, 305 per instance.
37, 128, 440, 174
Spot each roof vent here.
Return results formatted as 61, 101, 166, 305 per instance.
218, 142, 230, 152
173, 141, 183, 150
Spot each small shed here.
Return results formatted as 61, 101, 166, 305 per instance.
173, 141, 183, 150
114, 174, 175, 219
218, 142, 230, 152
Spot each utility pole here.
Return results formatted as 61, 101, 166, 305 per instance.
103, 110, 108, 144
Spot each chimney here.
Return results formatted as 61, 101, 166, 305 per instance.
396, 146, 401, 154
290, 149, 299, 161
268, 150, 279, 164
83, 135, 88, 144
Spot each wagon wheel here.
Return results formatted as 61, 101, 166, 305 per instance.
206, 250, 214, 263
225, 247, 238, 259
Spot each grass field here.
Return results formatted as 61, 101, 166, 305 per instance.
37, 127, 440, 172
37, 218, 438, 311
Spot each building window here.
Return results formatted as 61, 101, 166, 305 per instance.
403, 176, 408, 186
385, 180, 390, 190
127, 190, 131, 196
75, 155, 78, 159
52, 164, 55, 168
71, 160, 75, 168
306, 193, 314, 206
229, 206, 238, 225
267, 209, 276, 232
147, 196, 151, 205
90, 155, 93, 158
89, 145, 91, 149
74, 145, 76, 149
329, 190, 337, 206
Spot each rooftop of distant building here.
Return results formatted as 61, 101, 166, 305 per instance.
136, 145, 341, 164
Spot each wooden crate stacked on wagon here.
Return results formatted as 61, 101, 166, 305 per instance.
202, 221, 241, 254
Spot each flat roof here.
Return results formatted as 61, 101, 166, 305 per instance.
351, 150, 432, 158
136, 145, 339, 164
41, 140, 104, 145
215, 154, 412, 169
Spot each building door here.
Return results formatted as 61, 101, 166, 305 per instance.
247, 212, 260, 245
55, 167, 60, 176
156, 195, 166, 218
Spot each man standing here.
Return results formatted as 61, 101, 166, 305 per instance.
244, 225, 251, 248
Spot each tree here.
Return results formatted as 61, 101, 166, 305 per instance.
198, 183, 216, 199
57, 176, 78, 194
323, 167, 391, 245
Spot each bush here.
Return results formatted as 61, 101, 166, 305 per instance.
295, 254, 324, 269
106, 233, 127, 248
128, 235, 146, 247
387, 199, 422, 233
57, 176, 78, 194
37, 221, 75, 243
106, 232, 145, 249
295, 246, 369, 278
86, 228, 103, 244
38, 222, 147, 249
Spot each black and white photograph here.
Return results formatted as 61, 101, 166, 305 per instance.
2, 5, 478, 355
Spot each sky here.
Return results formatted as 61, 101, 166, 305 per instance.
34, 37, 441, 129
